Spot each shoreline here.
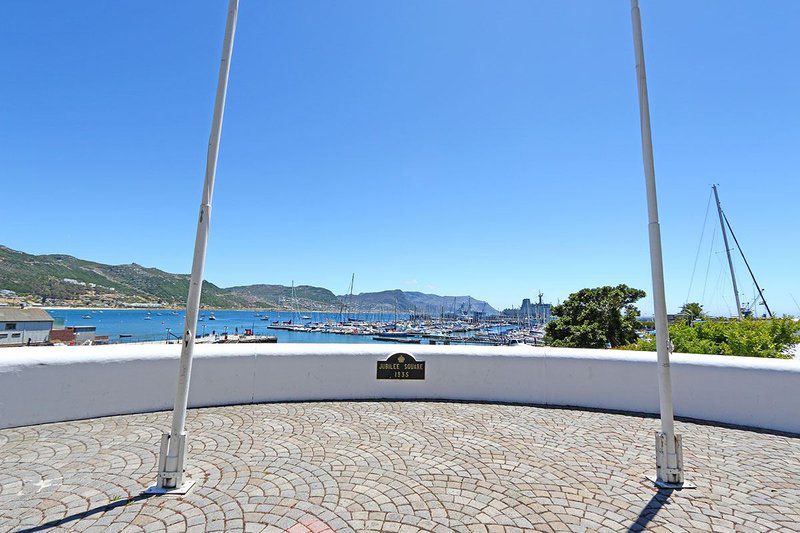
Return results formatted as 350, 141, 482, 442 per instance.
38, 306, 383, 313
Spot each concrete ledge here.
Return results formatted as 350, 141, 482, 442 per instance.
1, 343, 798, 433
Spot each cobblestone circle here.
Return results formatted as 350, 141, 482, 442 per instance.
0, 401, 798, 532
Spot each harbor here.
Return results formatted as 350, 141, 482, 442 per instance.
45, 308, 547, 346
267, 316, 544, 345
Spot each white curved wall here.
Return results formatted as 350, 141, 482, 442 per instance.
1, 343, 798, 434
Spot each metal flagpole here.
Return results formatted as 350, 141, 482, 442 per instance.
629, 0, 685, 487
152, 0, 239, 493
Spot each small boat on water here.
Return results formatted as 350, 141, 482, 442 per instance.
81, 315, 92, 319
208, 314, 216, 321
375, 331, 410, 338
373, 336, 421, 344
119, 334, 132, 338
301, 315, 311, 320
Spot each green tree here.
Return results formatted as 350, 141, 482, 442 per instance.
679, 302, 704, 324
544, 285, 646, 348
623, 317, 800, 358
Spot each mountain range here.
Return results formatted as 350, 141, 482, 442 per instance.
0, 245, 497, 314
338, 289, 498, 316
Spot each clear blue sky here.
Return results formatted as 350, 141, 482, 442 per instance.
2, 1, 798, 315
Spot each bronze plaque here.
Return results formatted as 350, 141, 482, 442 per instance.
377, 352, 425, 380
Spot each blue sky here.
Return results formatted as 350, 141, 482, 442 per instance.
2, 1, 798, 315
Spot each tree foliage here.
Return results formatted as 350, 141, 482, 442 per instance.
624, 317, 800, 358
544, 285, 646, 348
679, 302, 704, 324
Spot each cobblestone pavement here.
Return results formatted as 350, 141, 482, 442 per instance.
0, 402, 798, 532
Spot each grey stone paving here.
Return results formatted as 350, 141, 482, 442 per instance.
0, 402, 798, 532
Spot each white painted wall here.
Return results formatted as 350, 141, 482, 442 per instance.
1, 343, 798, 434
0, 321, 51, 346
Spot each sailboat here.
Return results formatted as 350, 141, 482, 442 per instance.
289, 281, 302, 324
696, 185, 773, 319
339, 273, 356, 323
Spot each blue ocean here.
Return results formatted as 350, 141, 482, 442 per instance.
48, 309, 411, 344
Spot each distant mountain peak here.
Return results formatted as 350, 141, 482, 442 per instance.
337, 289, 498, 315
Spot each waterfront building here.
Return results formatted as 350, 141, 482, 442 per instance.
69, 325, 97, 345
506, 294, 553, 324
0, 307, 53, 346
49, 325, 101, 345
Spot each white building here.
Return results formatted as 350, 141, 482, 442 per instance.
69, 325, 97, 345
0, 308, 53, 346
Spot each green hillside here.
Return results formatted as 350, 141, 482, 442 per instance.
0, 246, 317, 309
0, 245, 498, 313
340, 289, 499, 315
226, 284, 342, 310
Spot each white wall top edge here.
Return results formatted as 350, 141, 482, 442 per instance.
1, 342, 797, 370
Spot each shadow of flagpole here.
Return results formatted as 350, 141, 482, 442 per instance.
627, 487, 675, 532
16, 493, 155, 533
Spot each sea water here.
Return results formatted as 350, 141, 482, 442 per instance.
48, 309, 411, 344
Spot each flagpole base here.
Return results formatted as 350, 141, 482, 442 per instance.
647, 475, 695, 490
652, 431, 693, 489
150, 432, 192, 495
144, 478, 196, 495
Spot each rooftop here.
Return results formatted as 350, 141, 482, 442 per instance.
1, 401, 798, 532
0, 307, 53, 323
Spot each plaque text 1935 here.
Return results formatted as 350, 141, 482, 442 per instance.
377, 352, 425, 380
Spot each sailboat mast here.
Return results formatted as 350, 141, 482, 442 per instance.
291, 280, 297, 321
712, 185, 743, 319
722, 213, 773, 318
348, 273, 355, 320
